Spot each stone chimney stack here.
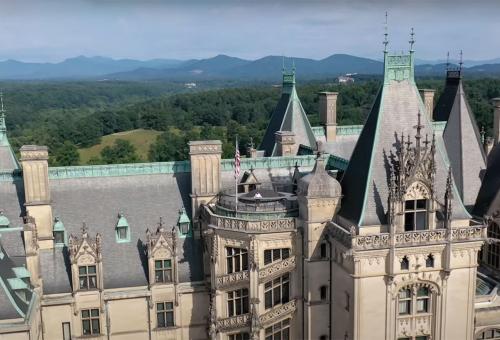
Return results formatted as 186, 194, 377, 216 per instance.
20, 145, 54, 249
493, 98, 500, 145
319, 92, 338, 142
419, 89, 435, 120
189, 140, 222, 216
275, 131, 296, 156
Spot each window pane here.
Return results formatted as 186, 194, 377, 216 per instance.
91, 309, 99, 317
242, 253, 248, 271
264, 250, 272, 265
282, 282, 290, 303
91, 319, 100, 334
417, 299, 428, 313
416, 212, 427, 230
227, 257, 233, 274
405, 200, 415, 210
273, 249, 280, 261
89, 276, 97, 289
118, 227, 127, 239
157, 303, 165, 311
79, 277, 87, 289
265, 290, 272, 309
166, 311, 174, 327
165, 270, 172, 282
62, 322, 71, 340
164, 260, 171, 268
417, 287, 429, 297
282, 249, 290, 259
88, 266, 96, 274
416, 199, 426, 209
81, 310, 90, 318
157, 313, 165, 328
155, 270, 163, 283
82, 320, 91, 334
155, 260, 162, 269
166, 302, 174, 310
404, 213, 414, 231
79, 266, 87, 275
55, 231, 65, 244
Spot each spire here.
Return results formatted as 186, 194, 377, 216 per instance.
409, 27, 415, 52
383, 11, 389, 53
446, 51, 450, 71
0, 91, 6, 145
459, 49, 464, 71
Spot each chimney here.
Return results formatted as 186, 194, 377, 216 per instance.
493, 98, 500, 145
319, 92, 338, 142
419, 89, 435, 120
275, 131, 296, 156
20, 145, 54, 249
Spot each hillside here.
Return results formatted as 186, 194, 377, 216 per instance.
78, 129, 162, 164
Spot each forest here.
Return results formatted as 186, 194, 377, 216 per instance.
2, 77, 500, 165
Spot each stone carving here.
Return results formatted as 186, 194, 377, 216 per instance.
258, 256, 296, 282
68, 223, 102, 264
258, 300, 296, 326
146, 218, 177, 259
208, 291, 217, 340
216, 270, 250, 289
216, 314, 250, 332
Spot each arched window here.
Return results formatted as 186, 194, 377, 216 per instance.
425, 254, 434, 268
477, 329, 500, 339
487, 223, 500, 269
401, 256, 409, 270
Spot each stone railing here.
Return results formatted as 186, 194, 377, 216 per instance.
216, 313, 250, 332
258, 256, 296, 283
216, 270, 250, 289
202, 205, 296, 233
259, 300, 297, 326
331, 224, 487, 251
397, 314, 432, 338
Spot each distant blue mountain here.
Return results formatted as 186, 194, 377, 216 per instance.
0, 54, 499, 80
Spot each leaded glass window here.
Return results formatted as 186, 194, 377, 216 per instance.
404, 199, 428, 231
78, 265, 97, 290
155, 259, 172, 283
226, 247, 248, 274
264, 273, 290, 309
227, 288, 249, 316
265, 318, 290, 340
156, 302, 174, 328
81, 309, 100, 335
264, 248, 290, 266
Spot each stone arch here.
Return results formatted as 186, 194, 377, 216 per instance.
404, 181, 431, 201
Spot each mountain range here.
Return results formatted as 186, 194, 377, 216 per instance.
0, 54, 499, 81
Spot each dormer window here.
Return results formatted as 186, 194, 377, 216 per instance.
53, 217, 66, 246
7, 278, 30, 303
404, 199, 428, 231
0, 211, 10, 228
177, 208, 191, 236
116, 213, 130, 242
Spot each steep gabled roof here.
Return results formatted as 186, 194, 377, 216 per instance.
259, 70, 316, 156
339, 52, 470, 227
440, 72, 487, 209
433, 70, 461, 122
473, 144, 500, 217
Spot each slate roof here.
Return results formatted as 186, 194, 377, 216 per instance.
473, 144, 500, 217
322, 135, 360, 160
0, 145, 19, 171
259, 71, 316, 156
433, 70, 461, 122
0, 237, 32, 320
339, 53, 470, 227
39, 172, 203, 294
440, 76, 487, 210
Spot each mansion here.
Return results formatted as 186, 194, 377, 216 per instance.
1, 43, 500, 340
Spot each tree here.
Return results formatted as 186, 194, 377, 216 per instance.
52, 141, 80, 166
101, 139, 140, 164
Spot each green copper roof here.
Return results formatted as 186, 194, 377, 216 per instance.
116, 213, 129, 227
12, 267, 30, 279
53, 217, 65, 231
7, 278, 28, 290
0, 211, 10, 228
178, 207, 190, 225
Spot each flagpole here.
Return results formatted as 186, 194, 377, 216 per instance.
235, 136, 239, 212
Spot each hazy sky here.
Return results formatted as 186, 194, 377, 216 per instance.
0, 0, 499, 62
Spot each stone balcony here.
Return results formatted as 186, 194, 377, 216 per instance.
331, 223, 487, 251
216, 270, 250, 289
216, 313, 250, 332
259, 299, 297, 327
397, 314, 432, 338
201, 205, 296, 233
258, 256, 296, 283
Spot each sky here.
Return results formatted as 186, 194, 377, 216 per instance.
0, 0, 499, 63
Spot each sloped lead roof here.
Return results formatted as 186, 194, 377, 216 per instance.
0, 99, 19, 171
473, 144, 500, 217
440, 74, 487, 209
339, 52, 470, 227
259, 71, 316, 156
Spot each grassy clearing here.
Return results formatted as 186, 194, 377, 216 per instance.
78, 129, 162, 164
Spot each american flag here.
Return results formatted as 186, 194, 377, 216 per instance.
234, 139, 240, 180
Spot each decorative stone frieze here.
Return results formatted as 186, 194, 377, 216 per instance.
258, 256, 296, 283
216, 270, 250, 289
216, 313, 250, 332
258, 299, 297, 326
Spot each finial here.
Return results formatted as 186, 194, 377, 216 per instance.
292, 59, 296, 73
459, 50, 463, 71
446, 51, 450, 71
409, 27, 415, 52
481, 126, 485, 144
282, 55, 285, 73
0, 91, 4, 113
383, 11, 389, 52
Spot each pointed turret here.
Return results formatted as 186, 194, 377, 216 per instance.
433, 67, 487, 209
338, 37, 469, 227
259, 67, 316, 157
0, 92, 19, 170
